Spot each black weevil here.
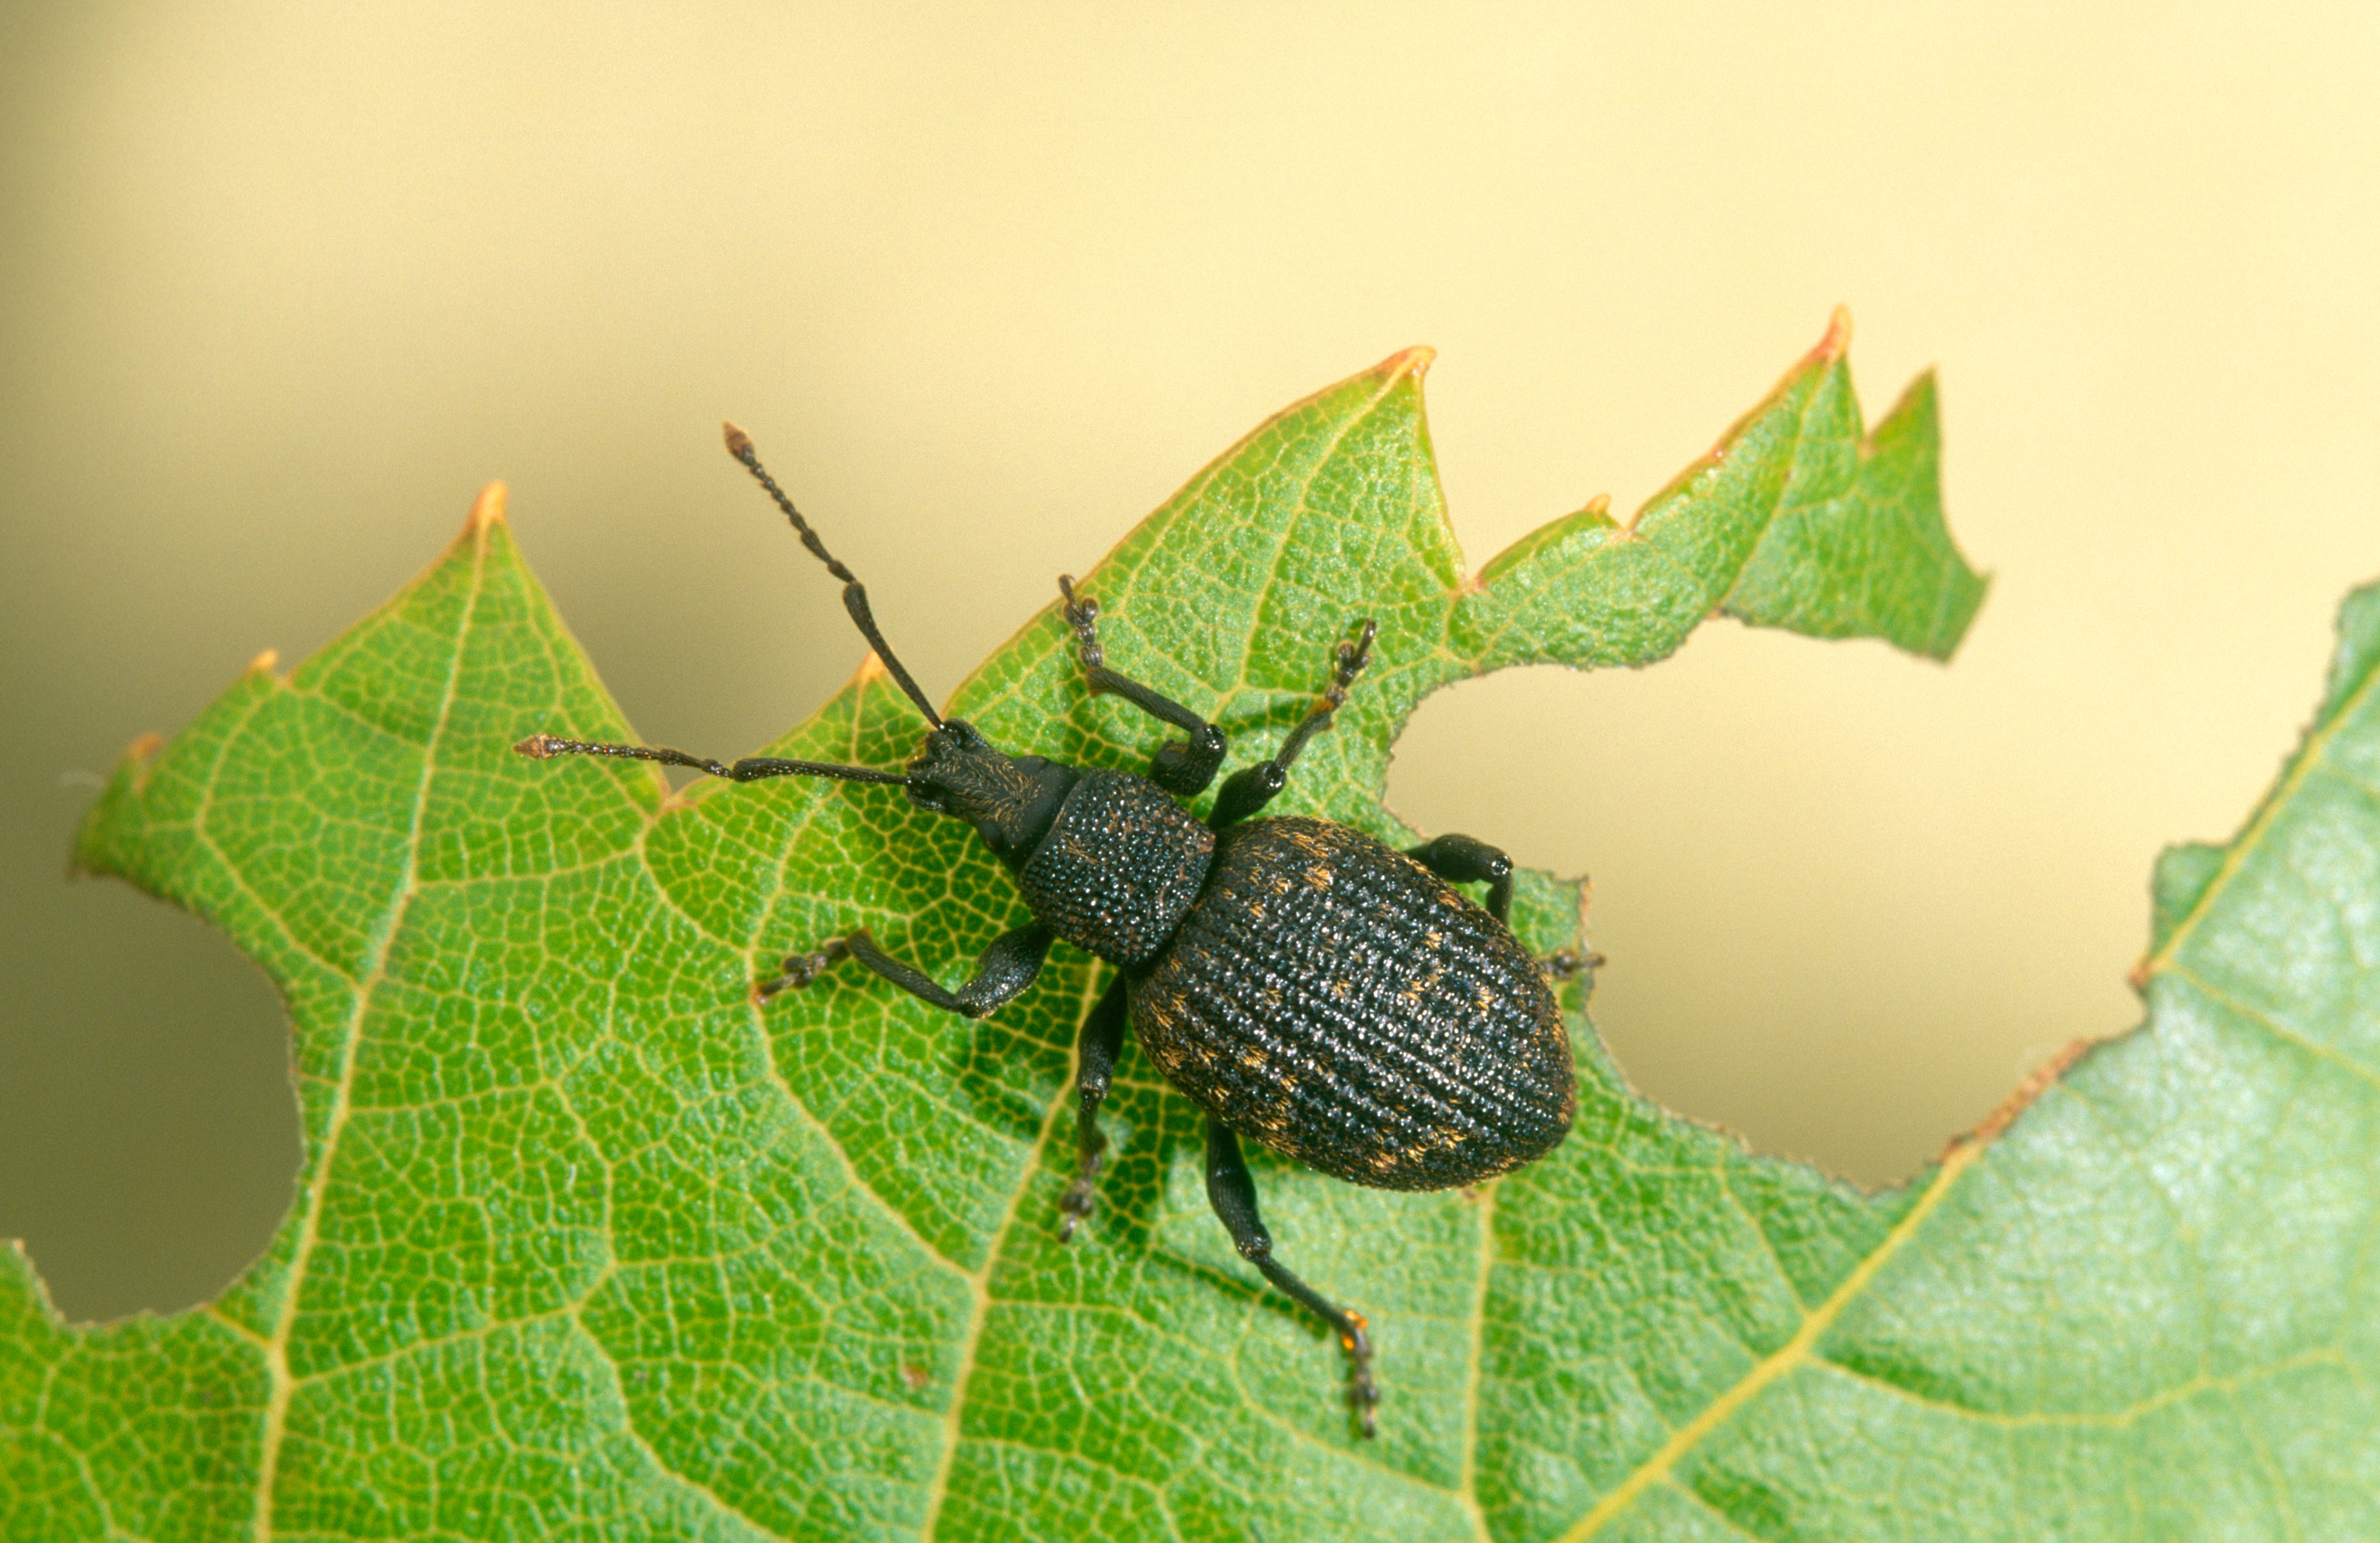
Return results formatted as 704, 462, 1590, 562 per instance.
516, 425, 1580, 1436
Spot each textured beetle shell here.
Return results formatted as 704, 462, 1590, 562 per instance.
1129, 816, 1575, 1190
1018, 768, 1216, 968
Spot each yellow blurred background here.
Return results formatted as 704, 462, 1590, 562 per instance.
5, 2, 2375, 1322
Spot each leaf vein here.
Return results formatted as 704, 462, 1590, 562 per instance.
2145, 643, 2380, 974
916, 960, 1113, 1541
1457, 1179, 1498, 1543
2170, 965, 2380, 1094
1556, 1139, 1986, 1541
245, 520, 491, 1542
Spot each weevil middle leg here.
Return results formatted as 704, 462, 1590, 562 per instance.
1205, 619, 1377, 830
1057, 974, 1132, 1240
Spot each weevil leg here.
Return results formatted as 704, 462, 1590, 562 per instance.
763, 922, 1053, 1017
1202, 1114, 1380, 1438
1057, 975, 1132, 1240
1542, 947, 1604, 982
1207, 618, 1377, 830
1056, 576, 1227, 797
1404, 832, 1516, 923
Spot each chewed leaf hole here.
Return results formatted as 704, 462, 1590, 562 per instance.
4, 881, 298, 1322
1384, 628, 2138, 1189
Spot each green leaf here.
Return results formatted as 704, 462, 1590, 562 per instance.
26, 310, 2362, 1542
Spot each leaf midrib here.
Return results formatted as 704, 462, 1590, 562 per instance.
911, 958, 1113, 1540
242, 505, 493, 1541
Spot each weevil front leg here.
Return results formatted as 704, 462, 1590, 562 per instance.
1057, 576, 1228, 797
763, 922, 1053, 1017
1203, 1114, 1380, 1438
1057, 975, 1132, 1240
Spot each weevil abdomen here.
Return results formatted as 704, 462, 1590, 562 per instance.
1129, 815, 1575, 1191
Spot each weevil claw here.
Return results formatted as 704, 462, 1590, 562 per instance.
757, 937, 853, 996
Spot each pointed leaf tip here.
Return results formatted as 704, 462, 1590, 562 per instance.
465, 481, 507, 533
76, 731, 166, 819
243, 648, 280, 678
1817, 304, 1854, 361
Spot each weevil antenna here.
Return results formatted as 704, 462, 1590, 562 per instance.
513, 734, 917, 788
723, 422, 945, 730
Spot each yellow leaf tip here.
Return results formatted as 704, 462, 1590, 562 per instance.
1584, 492, 1612, 517
244, 648, 281, 678
1380, 345, 1436, 380
467, 481, 509, 534
93, 730, 169, 800
1818, 305, 1854, 360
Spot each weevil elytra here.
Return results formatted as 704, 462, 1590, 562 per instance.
515, 425, 1579, 1436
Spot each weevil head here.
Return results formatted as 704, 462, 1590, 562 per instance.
903, 718, 1078, 867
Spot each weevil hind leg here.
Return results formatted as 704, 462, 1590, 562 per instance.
1057, 975, 1132, 1239
1201, 1114, 1380, 1438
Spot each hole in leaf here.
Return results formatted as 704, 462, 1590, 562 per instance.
1383, 626, 2138, 1188
0, 880, 298, 1322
